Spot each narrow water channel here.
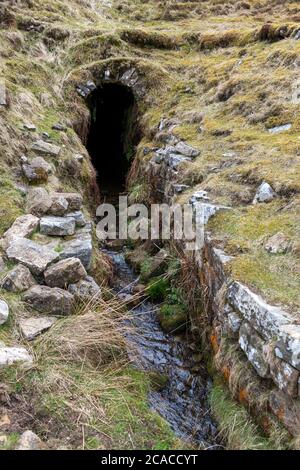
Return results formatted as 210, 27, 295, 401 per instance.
102, 249, 220, 449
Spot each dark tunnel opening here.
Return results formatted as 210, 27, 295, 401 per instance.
87, 83, 139, 197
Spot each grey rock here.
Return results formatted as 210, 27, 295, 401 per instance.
268, 123, 291, 134
265, 344, 299, 397
193, 202, 229, 225
0, 300, 9, 325
6, 238, 59, 275
0, 82, 7, 106
16, 430, 44, 450
275, 324, 300, 371
0, 346, 33, 368
239, 322, 270, 378
49, 194, 69, 216
0, 256, 5, 273
4, 214, 39, 244
2, 264, 36, 292
264, 232, 291, 254
19, 316, 56, 341
40, 216, 75, 236
53, 192, 82, 211
175, 141, 200, 158
68, 276, 100, 302
253, 182, 276, 204
227, 311, 242, 334
74, 153, 84, 163
166, 153, 191, 170
228, 281, 291, 341
26, 187, 52, 216
31, 140, 60, 157
31, 140, 60, 156
189, 190, 210, 204
59, 237, 92, 269
44, 257, 87, 288
23, 123, 36, 131
65, 210, 86, 227
52, 123, 66, 131
172, 184, 190, 194
23, 285, 74, 315
22, 157, 52, 183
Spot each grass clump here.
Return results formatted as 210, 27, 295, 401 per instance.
209, 382, 279, 450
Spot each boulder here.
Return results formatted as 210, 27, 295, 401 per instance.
264, 232, 291, 254
239, 322, 270, 378
40, 216, 75, 236
2, 264, 36, 292
65, 211, 86, 227
0, 300, 9, 325
44, 257, 87, 288
175, 141, 200, 158
59, 237, 92, 269
23, 285, 74, 315
31, 140, 60, 156
253, 182, 276, 204
19, 316, 56, 341
6, 238, 59, 275
68, 276, 100, 301
4, 214, 39, 243
26, 187, 52, 216
22, 157, 52, 183
0, 346, 33, 368
53, 192, 82, 211
16, 430, 44, 450
49, 194, 69, 216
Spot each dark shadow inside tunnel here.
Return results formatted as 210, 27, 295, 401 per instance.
87, 83, 139, 197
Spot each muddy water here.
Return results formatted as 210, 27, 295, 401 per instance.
103, 249, 220, 449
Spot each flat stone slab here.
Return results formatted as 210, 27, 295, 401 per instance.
4, 214, 39, 243
6, 238, 59, 275
228, 281, 292, 341
31, 140, 60, 156
59, 237, 92, 269
1, 264, 36, 292
44, 257, 87, 288
19, 316, 56, 340
175, 141, 200, 158
40, 216, 75, 236
23, 285, 74, 315
0, 346, 33, 368
0, 300, 9, 325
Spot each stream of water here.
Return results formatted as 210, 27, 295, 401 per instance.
103, 249, 220, 449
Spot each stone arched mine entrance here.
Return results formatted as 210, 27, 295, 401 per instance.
86, 82, 139, 197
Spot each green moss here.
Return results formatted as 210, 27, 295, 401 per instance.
146, 277, 169, 302
158, 303, 187, 333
